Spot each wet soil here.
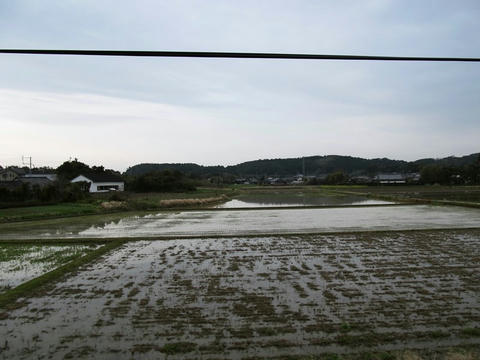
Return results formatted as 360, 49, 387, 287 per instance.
0, 244, 100, 293
1, 230, 479, 359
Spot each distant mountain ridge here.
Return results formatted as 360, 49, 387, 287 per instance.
125, 153, 480, 177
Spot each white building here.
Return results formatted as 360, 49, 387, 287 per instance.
375, 173, 406, 184
71, 174, 124, 193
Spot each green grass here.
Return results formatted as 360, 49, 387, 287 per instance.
0, 202, 100, 222
0, 187, 237, 223
461, 327, 480, 337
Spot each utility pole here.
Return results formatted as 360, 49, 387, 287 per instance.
22, 155, 32, 173
302, 157, 305, 177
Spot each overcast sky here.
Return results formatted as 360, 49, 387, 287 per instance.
1, 1, 479, 171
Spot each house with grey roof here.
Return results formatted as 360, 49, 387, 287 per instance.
19, 176, 54, 188
0, 167, 26, 182
23, 173, 58, 181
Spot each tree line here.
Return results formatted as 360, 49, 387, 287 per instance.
419, 161, 480, 185
125, 153, 480, 179
2, 154, 479, 207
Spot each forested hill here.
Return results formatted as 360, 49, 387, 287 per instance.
125, 153, 480, 177
124, 163, 224, 177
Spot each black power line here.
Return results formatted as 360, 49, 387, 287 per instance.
0, 49, 479, 62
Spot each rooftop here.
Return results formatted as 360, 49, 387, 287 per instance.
79, 173, 124, 183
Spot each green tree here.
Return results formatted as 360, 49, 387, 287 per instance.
128, 170, 196, 192
325, 171, 348, 185
420, 164, 460, 185
56, 159, 91, 180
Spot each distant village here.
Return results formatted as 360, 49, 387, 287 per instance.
233, 173, 421, 186
0, 164, 422, 194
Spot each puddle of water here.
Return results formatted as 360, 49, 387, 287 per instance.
2, 231, 479, 359
1, 205, 479, 240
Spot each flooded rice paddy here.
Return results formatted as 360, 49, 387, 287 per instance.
1, 230, 479, 359
0, 204, 480, 239
216, 193, 393, 208
0, 244, 100, 293
1, 192, 480, 359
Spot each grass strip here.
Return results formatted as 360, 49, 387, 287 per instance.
0, 239, 126, 310
0, 208, 131, 224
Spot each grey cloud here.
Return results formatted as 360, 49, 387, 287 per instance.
1, 1, 479, 169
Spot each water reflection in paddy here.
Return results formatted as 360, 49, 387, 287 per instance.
217, 198, 393, 208
1, 205, 480, 239
0, 244, 100, 292
216, 193, 393, 208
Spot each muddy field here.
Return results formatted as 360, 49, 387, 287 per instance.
2, 230, 479, 359
0, 243, 100, 293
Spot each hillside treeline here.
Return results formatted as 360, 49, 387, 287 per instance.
126, 170, 197, 192
125, 153, 480, 181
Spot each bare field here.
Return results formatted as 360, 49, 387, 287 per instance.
2, 230, 479, 359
